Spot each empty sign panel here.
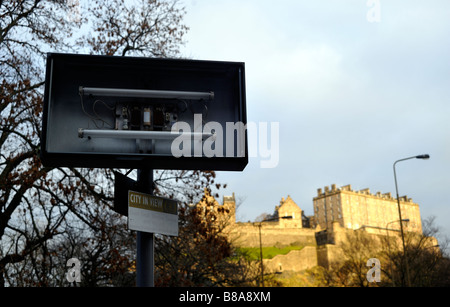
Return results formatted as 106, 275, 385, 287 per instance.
41, 53, 247, 170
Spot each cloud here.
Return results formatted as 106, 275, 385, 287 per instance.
183, 1, 450, 241
251, 44, 349, 103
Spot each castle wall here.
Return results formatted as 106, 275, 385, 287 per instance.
230, 223, 317, 248
263, 246, 318, 273
316, 244, 344, 269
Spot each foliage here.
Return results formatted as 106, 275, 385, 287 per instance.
0, 0, 239, 287
267, 268, 326, 287
380, 216, 450, 287
155, 188, 259, 287
306, 217, 450, 287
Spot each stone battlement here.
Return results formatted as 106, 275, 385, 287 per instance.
316, 184, 414, 203
314, 184, 422, 234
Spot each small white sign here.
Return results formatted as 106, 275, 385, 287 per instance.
128, 191, 178, 236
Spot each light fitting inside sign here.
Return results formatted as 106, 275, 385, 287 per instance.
80, 86, 214, 100
77, 85, 213, 155
78, 129, 214, 140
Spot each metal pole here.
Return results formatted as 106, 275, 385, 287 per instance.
385, 219, 409, 287
136, 231, 154, 287
393, 159, 412, 287
258, 223, 264, 287
254, 216, 292, 287
136, 169, 154, 287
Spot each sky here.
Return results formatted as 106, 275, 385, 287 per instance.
179, 0, 450, 243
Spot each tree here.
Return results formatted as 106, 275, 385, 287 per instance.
155, 188, 259, 287
0, 0, 226, 287
381, 216, 450, 287
311, 217, 450, 287
316, 230, 383, 287
1, 0, 80, 286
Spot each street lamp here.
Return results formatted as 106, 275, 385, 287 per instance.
384, 219, 410, 287
254, 215, 293, 287
386, 219, 410, 236
393, 154, 430, 287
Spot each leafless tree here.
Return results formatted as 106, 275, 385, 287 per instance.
313, 216, 450, 287
155, 188, 259, 286
0, 0, 229, 287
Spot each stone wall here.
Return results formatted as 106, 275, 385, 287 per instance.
313, 184, 423, 234
264, 246, 318, 273
316, 244, 344, 269
230, 222, 317, 248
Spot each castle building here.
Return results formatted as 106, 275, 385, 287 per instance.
272, 196, 306, 228
197, 183, 427, 273
313, 184, 422, 234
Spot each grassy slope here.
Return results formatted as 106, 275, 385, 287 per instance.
237, 245, 304, 260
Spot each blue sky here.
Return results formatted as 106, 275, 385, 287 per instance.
180, 0, 450, 242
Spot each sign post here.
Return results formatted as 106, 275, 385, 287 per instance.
41, 53, 248, 287
136, 231, 154, 287
136, 169, 154, 287
131, 169, 179, 287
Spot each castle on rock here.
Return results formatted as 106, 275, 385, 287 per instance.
197, 183, 427, 273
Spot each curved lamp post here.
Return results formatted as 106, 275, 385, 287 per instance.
393, 154, 430, 287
